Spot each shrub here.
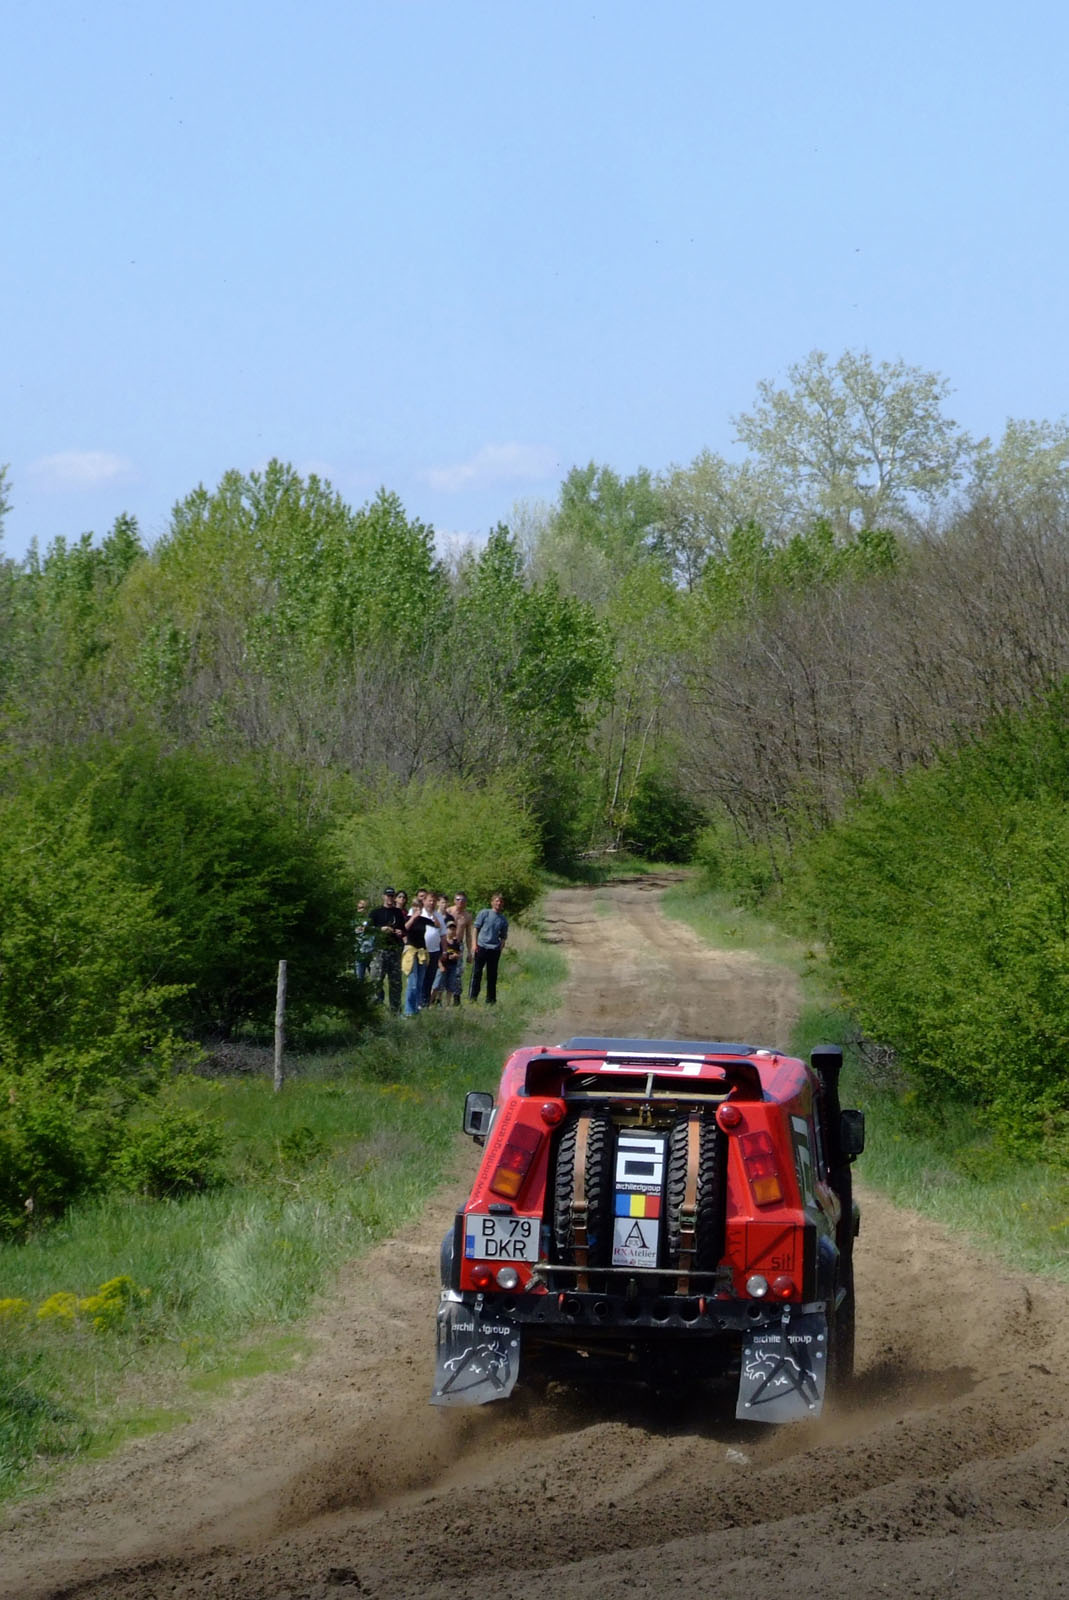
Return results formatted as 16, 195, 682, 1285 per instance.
799, 686, 1069, 1143
0, 1075, 120, 1238
35, 1293, 80, 1325
0, 788, 182, 1086
693, 823, 779, 906
623, 768, 706, 862
112, 1105, 231, 1197
277, 1124, 328, 1167
336, 775, 541, 914
48, 735, 362, 1035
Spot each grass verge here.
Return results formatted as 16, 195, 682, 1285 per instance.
662, 878, 1069, 1284
0, 932, 565, 1503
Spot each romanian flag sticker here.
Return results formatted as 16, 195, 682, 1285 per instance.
615, 1191, 661, 1219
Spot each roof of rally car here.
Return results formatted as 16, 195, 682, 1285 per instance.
557, 1036, 759, 1056
499, 1038, 807, 1105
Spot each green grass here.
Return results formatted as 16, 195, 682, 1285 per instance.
0, 932, 566, 1502
660, 876, 824, 976
663, 878, 1069, 1283
84, 1408, 195, 1459
542, 850, 687, 888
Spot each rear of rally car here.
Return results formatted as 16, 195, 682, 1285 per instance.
432, 1037, 863, 1423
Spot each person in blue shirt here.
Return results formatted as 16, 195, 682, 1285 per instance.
468, 893, 509, 1005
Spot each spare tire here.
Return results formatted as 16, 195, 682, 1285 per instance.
552, 1112, 614, 1267
665, 1116, 726, 1271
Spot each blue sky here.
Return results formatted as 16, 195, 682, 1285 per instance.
3, 0, 1067, 561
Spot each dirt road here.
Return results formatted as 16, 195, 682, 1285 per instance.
4, 879, 1069, 1599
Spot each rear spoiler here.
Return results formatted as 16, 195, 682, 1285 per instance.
523, 1048, 766, 1101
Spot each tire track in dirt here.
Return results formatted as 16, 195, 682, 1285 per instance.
3, 878, 1069, 1599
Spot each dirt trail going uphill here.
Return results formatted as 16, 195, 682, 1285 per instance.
4, 878, 1069, 1600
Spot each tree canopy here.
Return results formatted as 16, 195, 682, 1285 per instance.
733, 349, 974, 534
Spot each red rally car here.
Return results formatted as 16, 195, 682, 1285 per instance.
432, 1036, 863, 1423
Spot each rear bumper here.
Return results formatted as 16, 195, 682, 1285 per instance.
450, 1285, 790, 1337
431, 1289, 831, 1420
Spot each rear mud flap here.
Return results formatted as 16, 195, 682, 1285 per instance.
430, 1297, 521, 1406
736, 1308, 828, 1422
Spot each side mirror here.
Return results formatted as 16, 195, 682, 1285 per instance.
463, 1091, 494, 1142
840, 1108, 865, 1158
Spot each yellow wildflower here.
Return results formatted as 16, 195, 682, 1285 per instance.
36, 1292, 80, 1324
77, 1276, 149, 1332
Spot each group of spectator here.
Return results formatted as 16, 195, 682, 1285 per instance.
354, 887, 509, 1016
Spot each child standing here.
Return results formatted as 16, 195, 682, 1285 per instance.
431, 918, 463, 1006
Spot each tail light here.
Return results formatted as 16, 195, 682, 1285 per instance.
489, 1120, 542, 1200
737, 1130, 784, 1206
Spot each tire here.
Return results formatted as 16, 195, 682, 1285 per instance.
552, 1112, 614, 1267
830, 1164, 855, 1386
665, 1117, 726, 1270
440, 1226, 457, 1291
831, 1271, 856, 1386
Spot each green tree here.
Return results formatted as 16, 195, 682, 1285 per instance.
695, 518, 899, 627
653, 450, 789, 587
0, 516, 148, 752
105, 465, 449, 795
155, 462, 443, 665
73, 736, 359, 1035
0, 784, 180, 1090
440, 524, 615, 861
597, 560, 684, 848
528, 463, 665, 604
970, 417, 1069, 512
456, 524, 613, 785
734, 349, 974, 534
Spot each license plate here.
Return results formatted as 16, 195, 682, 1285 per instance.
464, 1213, 540, 1262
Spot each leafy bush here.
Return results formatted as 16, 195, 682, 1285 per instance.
693, 823, 779, 906
0, 1075, 119, 1237
277, 1124, 328, 1167
52, 735, 362, 1035
76, 1275, 151, 1332
799, 686, 1069, 1146
0, 787, 182, 1087
623, 768, 705, 862
111, 1105, 231, 1197
335, 774, 541, 913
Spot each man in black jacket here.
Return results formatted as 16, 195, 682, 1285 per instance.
369, 887, 405, 1012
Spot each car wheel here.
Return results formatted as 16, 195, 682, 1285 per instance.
830, 1162, 856, 1388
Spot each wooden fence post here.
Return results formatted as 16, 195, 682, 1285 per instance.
273, 959, 287, 1093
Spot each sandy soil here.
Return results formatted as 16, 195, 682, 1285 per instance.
3, 877, 1068, 1599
